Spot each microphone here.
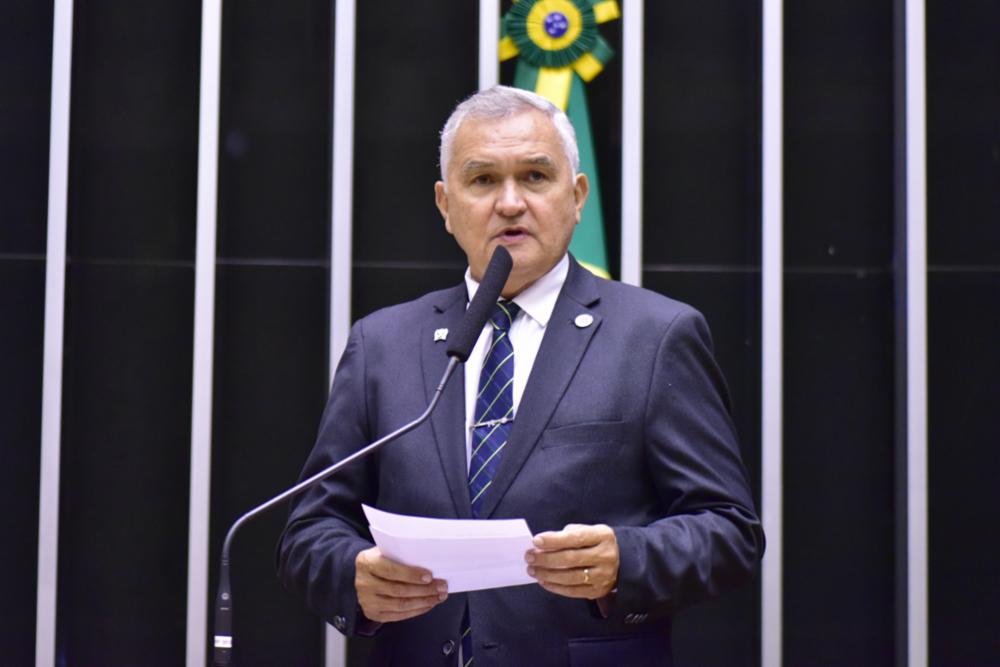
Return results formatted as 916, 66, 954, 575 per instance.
212, 246, 512, 665
446, 245, 512, 361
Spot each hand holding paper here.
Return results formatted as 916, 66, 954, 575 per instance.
362, 505, 536, 593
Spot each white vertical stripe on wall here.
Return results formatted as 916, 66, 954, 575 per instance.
324, 1, 356, 665
35, 1, 74, 664
761, 1, 784, 666
619, 0, 643, 286
905, 1, 928, 664
478, 0, 500, 90
185, 0, 223, 663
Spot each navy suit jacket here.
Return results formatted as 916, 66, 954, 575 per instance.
278, 258, 764, 666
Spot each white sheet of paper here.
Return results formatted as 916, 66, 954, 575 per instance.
362, 504, 536, 593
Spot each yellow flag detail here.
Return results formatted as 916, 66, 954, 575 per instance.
593, 1, 621, 23
535, 67, 573, 110
499, 35, 519, 61
572, 52, 604, 82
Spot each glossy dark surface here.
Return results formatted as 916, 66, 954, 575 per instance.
643, 1, 761, 268
217, 2, 332, 260
784, 272, 897, 666
0, 0, 52, 255
0, 0, 52, 661
927, 4, 1000, 664
54, 0, 201, 663
64, 1, 200, 262
928, 272, 1000, 667
927, 2, 1000, 267
0, 261, 45, 663
785, 1, 894, 269
57, 263, 194, 665
353, 1, 478, 266
782, 1, 898, 664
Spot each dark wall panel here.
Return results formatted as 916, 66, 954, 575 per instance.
210, 265, 328, 665
926, 1, 1000, 267
928, 273, 1000, 667
210, 2, 334, 658
57, 264, 193, 665
66, 0, 200, 262
927, 4, 1000, 664
643, 1, 760, 267
217, 0, 332, 260
56, 0, 200, 662
0, 261, 45, 662
352, 265, 463, 321
352, 0, 477, 266
0, 0, 53, 661
782, 1, 896, 664
783, 273, 895, 666
0, 0, 53, 255
643, 270, 761, 667
785, 1, 894, 269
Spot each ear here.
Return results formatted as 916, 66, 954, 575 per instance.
434, 181, 453, 234
573, 173, 590, 224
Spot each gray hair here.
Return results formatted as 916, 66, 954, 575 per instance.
438, 85, 579, 184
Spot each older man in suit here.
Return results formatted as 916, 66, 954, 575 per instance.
278, 86, 764, 666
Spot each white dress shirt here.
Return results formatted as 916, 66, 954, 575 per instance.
461, 254, 569, 468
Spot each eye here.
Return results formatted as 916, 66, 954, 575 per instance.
526, 170, 547, 183
471, 174, 493, 186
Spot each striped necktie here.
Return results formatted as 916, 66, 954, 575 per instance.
462, 300, 519, 667
468, 300, 520, 517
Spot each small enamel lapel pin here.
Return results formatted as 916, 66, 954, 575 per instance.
434, 328, 449, 342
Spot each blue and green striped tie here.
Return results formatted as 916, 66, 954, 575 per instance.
469, 299, 519, 518
462, 300, 519, 666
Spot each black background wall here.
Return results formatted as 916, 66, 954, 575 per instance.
3, 1, 999, 665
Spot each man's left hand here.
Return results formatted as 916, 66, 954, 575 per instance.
525, 524, 619, 599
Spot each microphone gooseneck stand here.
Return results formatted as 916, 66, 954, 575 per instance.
212, 246, 513, 665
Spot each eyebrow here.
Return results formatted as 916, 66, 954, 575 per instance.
458, 155, 557, 173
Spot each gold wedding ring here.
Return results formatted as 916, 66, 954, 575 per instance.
583, 568, 590, 584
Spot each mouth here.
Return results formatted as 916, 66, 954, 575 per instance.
495, 227, 529, 244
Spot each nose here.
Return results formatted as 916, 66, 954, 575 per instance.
494, 179, 526, 217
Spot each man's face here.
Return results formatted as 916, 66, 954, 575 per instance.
434, 110, 589, 297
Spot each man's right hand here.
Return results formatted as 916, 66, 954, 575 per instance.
355, 547, 449, 623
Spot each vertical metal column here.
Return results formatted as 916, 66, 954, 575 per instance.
325, 1, 356, 665
185, 0, 223, 663
904, 0, 928, 664
479, 0, 500, 90
36, 0, 74, 664
619, 0, 643, 286
761, 0, 784, 665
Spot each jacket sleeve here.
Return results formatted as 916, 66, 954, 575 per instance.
276, 321, 379, 636
612, 308, 765, 616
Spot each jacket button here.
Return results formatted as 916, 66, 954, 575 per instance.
442, 640, 456, 655
332, 615, 346, 631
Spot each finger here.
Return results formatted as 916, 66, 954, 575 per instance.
365, 552, 435, 585
365, 576, 448, 600
527, 543, 602, 569
528, 565, 592, 587
532, 524, 610, 550
375, 592, 446, 613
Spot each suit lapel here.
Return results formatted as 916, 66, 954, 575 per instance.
421, 285, 474, 519
479, 260, 602, 519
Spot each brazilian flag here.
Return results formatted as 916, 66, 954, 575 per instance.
500, 0, 620, 279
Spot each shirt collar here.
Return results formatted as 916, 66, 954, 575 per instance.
463, 254, 569, 329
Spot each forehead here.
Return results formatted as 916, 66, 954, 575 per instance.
449, 110, 565, 170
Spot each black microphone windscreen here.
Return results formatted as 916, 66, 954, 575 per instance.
446, 246, 513, 362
